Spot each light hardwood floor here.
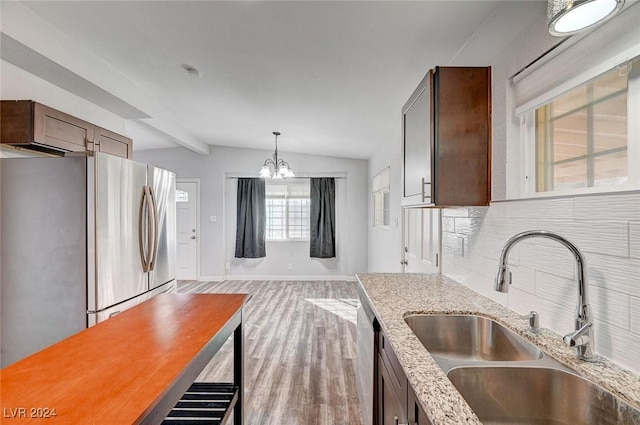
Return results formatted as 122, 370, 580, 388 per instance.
179, 280, 365, 425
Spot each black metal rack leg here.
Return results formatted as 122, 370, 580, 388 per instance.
234, 316, 244, 425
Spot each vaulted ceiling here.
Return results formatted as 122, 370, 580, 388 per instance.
0, 1, 545, 158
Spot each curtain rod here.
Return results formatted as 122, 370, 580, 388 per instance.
225, 176, 346, 180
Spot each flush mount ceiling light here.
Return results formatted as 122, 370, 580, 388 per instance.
548, 0, 625, 36
259, 131, 295, 179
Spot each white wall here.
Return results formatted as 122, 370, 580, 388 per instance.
0, 60, 125, 135
136, 145, 368, 280
367, 119, 403, 272
367, 3, 640, 373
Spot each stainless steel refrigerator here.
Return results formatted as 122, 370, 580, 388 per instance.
1, 152, 176, 367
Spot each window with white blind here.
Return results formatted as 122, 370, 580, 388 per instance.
265, 181, 311, 241
373, 167, 390, 229
513, 5, 640, 197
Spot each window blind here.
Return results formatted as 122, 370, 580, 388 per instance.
513, 4, 640, 115
372, 167, 390, 193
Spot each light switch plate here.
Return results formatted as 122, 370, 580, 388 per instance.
209, 215, 217, 223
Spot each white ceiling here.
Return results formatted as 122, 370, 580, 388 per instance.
1, 1, 544, 159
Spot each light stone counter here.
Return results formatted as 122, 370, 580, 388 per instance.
356, 273, 640, 425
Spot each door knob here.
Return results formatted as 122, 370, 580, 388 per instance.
191, 236, 196, 240
400, 260, 408, 265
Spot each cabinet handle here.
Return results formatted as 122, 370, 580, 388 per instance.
420, 178, 430, 203
393, 416, 408, 425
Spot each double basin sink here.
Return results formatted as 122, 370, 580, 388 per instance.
404, 314, 640, 425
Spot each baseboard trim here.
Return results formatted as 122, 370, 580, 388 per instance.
198, 275, 226, 282
216, 274, 357, 282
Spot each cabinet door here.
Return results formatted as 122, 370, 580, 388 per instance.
433, 67, 491, 206
401, 71, 432, 206
93, 126, 133, 159
378, 354, 407, 425
408, 385, 432, 425
33, 102, 93, 152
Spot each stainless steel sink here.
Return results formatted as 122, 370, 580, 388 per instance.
448, 366, 640, 425
404, 314, 542, 362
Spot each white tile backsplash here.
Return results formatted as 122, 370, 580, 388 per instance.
518, 243, 576, 280
587, 254, 640, 298
442, 191, 640, 373
590, 286, 631, 331
534, 271, 575, 305
505, 197, 574, 220
508, 287, 575, 331
509, 265, 536, 295
573, 192, 640, 222
630, 222, 640, 260
534, 220, 629, 258
595, 320, 640, 369
631, 297, 640, 336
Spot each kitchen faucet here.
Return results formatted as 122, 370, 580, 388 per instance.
494, 230, 595, 361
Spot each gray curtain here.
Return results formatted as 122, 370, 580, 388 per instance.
235, 178, 266, 258
310, 177, 336, 258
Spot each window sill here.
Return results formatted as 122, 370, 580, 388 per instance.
499, 183, 640, 203
266, 239, 310, 243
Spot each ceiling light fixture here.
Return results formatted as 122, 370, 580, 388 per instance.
547, 0, 625, 36
259, 131, 295, 179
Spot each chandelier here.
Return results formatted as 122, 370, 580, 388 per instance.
259, 131, 295, 179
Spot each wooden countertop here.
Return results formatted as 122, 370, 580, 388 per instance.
1, 293, 249, 424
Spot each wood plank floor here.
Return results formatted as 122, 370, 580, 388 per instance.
179, 280, 365, 425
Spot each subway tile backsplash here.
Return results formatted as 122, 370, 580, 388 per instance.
442, 192, 640, 373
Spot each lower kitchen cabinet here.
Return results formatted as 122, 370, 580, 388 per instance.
377, 328, 432, 425
378, 353, 407, 425
359, 289, 433, 425
408, 385, 432, 425
378, 330, 408, 425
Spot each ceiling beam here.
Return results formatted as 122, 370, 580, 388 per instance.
0, 2, 209, 155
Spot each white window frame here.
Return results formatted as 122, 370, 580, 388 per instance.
265, 181, 311, 241
373, 167, 390, 229
512, 4, 640, 199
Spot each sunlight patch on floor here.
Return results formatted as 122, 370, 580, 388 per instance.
305, 298, 359, 324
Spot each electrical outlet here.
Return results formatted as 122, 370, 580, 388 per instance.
225, 262, 230, 270
287, 263, 293, 270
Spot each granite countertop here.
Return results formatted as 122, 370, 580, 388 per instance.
356, 273, 640, 425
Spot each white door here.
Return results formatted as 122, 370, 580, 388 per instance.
176, 181, 198, 280
402, 207, 441, 273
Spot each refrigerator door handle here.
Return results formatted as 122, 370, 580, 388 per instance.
148, 185, 160, 271
138, 187, 149, 272
144, 185, 155, 270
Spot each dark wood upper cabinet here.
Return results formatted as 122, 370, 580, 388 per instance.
401, 67, 491, 207
1, 100, 132, 159
93, 126, 132, 159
